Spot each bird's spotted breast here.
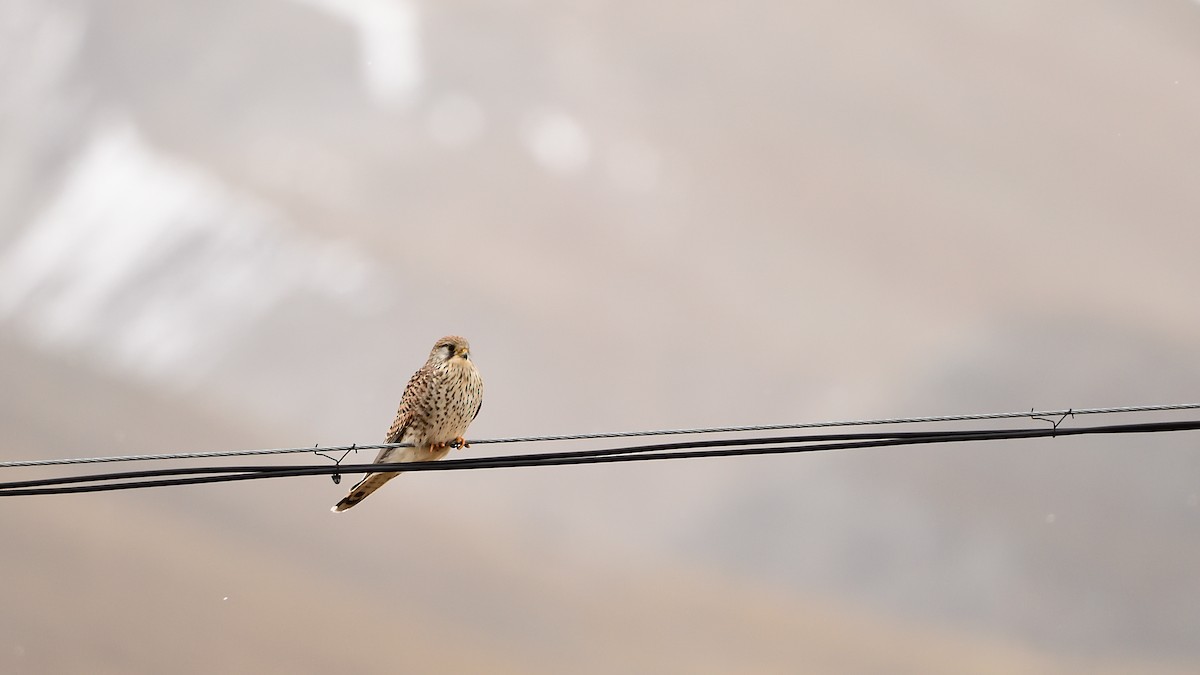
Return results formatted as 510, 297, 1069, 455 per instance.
408, 359, 482, 447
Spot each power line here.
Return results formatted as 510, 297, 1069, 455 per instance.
469, 402, 1200, 443
2, 402, 1198, 469
3, 418, 1199, 497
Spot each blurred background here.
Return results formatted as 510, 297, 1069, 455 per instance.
2, 0, 1199, 672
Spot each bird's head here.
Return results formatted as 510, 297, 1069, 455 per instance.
429, 335, 472, 364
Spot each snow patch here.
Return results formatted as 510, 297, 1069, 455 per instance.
291, 0, 422, 108
522, 109, 592, 175
0, 120, 385, 385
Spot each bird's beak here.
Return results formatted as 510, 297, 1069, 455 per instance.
460, 351, 470, 360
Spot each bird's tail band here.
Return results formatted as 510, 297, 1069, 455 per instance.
331, 471, 400, 512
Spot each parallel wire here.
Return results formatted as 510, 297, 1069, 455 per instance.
471, 402, 1200, 444
3, 418, 1200, 497
3, 402, 1198, 469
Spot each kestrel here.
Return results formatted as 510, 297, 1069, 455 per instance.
331, 335, 484, 512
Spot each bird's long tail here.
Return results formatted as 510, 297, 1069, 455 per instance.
331, 471, 401, 513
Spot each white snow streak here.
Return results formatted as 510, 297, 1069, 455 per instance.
0, 120, 383, 385
290, 0, 422, 108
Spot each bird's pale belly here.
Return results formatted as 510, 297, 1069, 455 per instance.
420, 366, 483, 446
425, 413, 474, 445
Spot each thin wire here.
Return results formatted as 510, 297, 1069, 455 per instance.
2, 429, 928, 488
3, 419, 1199, 497
468, 402, 1200, 444
2, 402, 1198, 469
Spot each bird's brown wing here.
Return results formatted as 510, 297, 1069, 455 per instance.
373, 365, 430, 463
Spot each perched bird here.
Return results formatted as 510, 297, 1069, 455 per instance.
331, 335, 484, 512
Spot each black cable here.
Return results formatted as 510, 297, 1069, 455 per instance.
0, 429, 918, 491
7, 402, 1198, 468
2, 419, 1197, 497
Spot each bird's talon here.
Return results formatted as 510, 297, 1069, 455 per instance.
452, 436, 469, 449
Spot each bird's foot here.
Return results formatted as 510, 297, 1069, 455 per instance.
430, 441, 449, 451
452, 436, 469, 449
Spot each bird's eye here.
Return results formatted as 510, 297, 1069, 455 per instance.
444, 344, 455, 357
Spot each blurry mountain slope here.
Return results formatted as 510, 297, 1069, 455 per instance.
3, 0, 1200, 671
